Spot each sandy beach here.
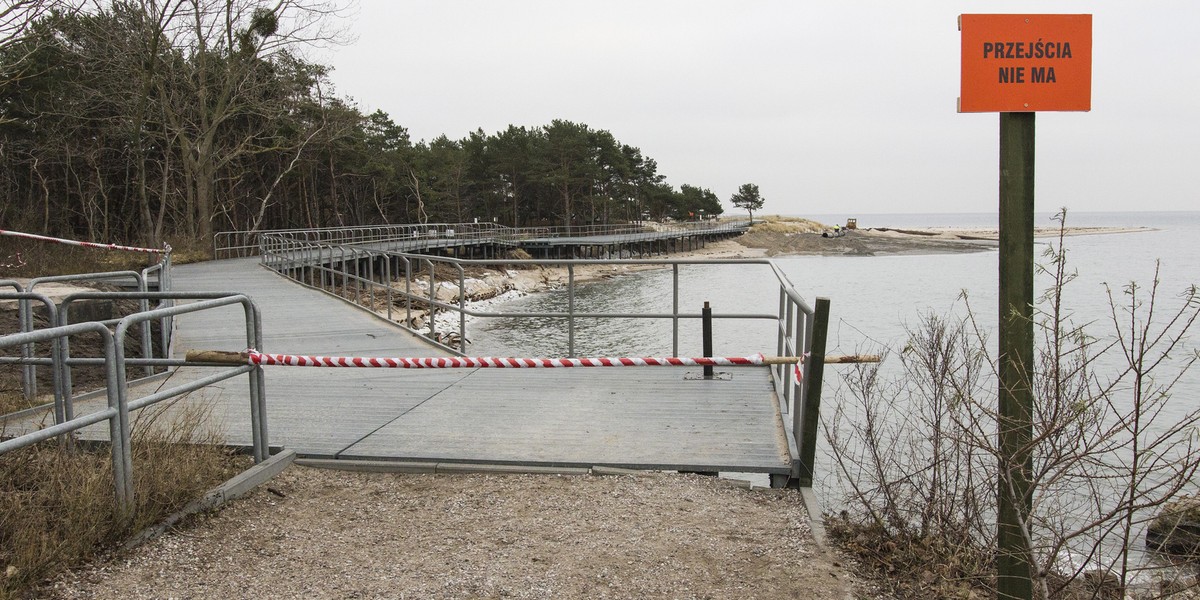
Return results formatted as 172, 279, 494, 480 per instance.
732, 219, 1152, 257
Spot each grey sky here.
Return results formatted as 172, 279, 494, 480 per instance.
318, 1, 1199, 216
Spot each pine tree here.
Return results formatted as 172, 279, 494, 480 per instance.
730, 183, 764, 224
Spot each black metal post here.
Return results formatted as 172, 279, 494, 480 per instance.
702, 301, 713, 379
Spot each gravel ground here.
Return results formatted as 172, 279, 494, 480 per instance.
43, 467, 856, 599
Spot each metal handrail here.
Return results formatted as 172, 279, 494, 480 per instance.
7, 248, 174, 403
0, 293, 268, 513
258, 233, 822, 480
0, 322, 127, 507
261, 239, 806, 360
216, 219, 752, 259
0, 291, 66, 421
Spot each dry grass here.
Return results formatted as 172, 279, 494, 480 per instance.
0, 234, 214, 277
749, 216, 828, 234
161, 238, 211, 265
1, 234, 232, 598
827, 518, 993, 598
0, 401, 246, 599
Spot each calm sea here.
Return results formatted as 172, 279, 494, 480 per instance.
472, 211, 1199, 422
469, 211, 1200, 565
473, 210, 1199, 368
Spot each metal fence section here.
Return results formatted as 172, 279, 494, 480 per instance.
257, 230, 829, 482
2, 248, 172, 404
0, 292, 268, 513
22, 272, 155, 398
216, 222, 512, 259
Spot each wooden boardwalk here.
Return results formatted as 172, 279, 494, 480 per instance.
49, 258, 795, 475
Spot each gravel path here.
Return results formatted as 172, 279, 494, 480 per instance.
44, 467, 854, 599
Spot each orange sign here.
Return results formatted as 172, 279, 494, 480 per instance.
959, 14, 1092, 112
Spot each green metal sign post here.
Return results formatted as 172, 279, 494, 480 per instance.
997, 111, 1036, 600
960, 14, 1092, 599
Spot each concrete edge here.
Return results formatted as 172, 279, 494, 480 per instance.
590, 465, 654, 477
293, 460, 797, 494
798, 486, 828, 550
295, 458, 593, 476
438, 462, 591, 476
296, 458, 438, 473
122, 449, 296, 551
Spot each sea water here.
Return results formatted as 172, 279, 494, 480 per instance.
472, 210, 1198, 388
468, 211, 1200, 564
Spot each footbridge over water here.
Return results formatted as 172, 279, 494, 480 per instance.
214, 220, 751, 261
3, 221, 828, 493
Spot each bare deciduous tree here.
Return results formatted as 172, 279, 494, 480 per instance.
154, 0, 345, 242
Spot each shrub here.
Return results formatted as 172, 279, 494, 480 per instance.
0, 401, 244, 599
824, 211, 1200, 598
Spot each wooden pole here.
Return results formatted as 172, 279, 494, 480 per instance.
797, 297, 831, 487
186, 350, 248, 364
997, 111, 1035, 600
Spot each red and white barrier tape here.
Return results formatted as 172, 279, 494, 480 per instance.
243, 350, 806, 385
0, 229, 170, 255
248, 350, 760, 369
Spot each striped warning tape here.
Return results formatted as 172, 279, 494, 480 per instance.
185, 349, 830, 386
246, 350, 769, 369
0, 229, 170, 255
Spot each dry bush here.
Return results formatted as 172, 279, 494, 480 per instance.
824, 211, 1200, 599
0, 400, 245, 599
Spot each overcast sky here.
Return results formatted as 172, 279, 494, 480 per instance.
315, 1, 1200, 216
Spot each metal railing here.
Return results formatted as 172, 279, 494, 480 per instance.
511, 219, 749, 240
0, 293, 268, 512
3, 264, 171, 403
258, 231, 827, 482
215, 222, 513, 259
1, 242, 172, 404
215, 219, 752, 259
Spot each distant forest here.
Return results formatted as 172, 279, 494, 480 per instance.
0, 1, 727, 247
